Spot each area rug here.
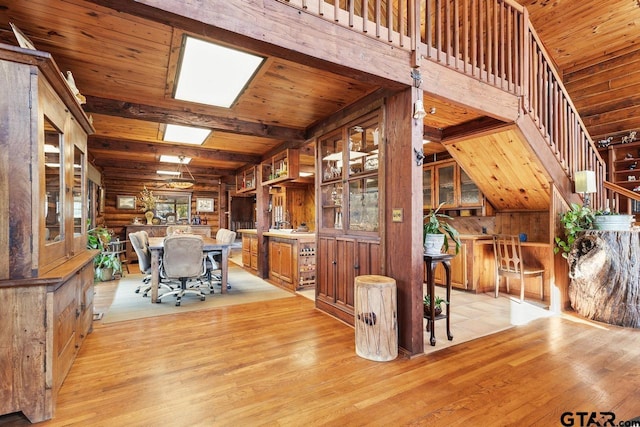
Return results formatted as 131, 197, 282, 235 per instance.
102, 265, 295, 324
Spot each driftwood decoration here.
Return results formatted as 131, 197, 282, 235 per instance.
568, 230, 640, 328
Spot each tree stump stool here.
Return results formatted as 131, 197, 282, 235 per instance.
568, 230, 640, 328
354, 275, 398, 362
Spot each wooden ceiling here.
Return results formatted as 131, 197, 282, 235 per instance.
1, 0, 638, 184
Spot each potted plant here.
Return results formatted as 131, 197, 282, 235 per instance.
423, 295, 449, 317
94, 252, 121, 281
554, 203, 595, 258
423, 202, 461, 255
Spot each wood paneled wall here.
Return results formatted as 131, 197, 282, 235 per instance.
495, 210, 549, 243
101, 178, 221, 240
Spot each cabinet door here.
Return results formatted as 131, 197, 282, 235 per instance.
459, 168, 482, 207
77, 264, 94, 342
278, 241, 294, 284
423, 167, 433, 210
336, 238, 356, 310
268, 240, 280, 279
433, 243, 467, 289
54, 275, 79, 393
250, 236, 258, 271
436, 163, 456, 207
316, 236, 336, 302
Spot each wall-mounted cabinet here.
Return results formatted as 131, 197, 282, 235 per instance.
424, 160, 487, 215
261, 148, 300, 186
236, 165, 257, 193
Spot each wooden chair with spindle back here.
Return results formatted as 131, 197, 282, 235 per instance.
492, 235, 544, 302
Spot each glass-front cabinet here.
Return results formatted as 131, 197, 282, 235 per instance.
423, 168, 433, 210
436, 163, 456, 208
424, 159, 485, 214
459, 168, 482, 206
316, 109, 382, 326
318, 111, 380, 235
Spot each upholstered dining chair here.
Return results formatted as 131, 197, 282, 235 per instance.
493, 234, 544, 302
203, 228, 237, 292
158, 234, 207, 306
129, 231, 175, 297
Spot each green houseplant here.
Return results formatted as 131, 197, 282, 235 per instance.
423, 202, 461, 255
423, 295, 449, 317
87, 225, 121, 281
554, 203, 595, 258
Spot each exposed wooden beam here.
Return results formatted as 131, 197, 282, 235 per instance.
86, 0, 410, 88
84, 96, 305, 141
88, 136, 261, 164
441, 116, 507, 142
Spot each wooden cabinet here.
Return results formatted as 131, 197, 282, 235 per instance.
424, 160, 487, 214
433, 241, 467, 289
269, 239, 294, 284
606, 141, 640, 213
266, 234, 316, 291
261, 148, 300, 186
431, 236, 495, 292
236, 165, 257, 193
316, 236, 381, 325
0, 45, 96, 422
242, 233, 259, 271
316, 109, 383, 325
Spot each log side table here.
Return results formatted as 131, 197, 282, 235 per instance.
423, 253, 455, 346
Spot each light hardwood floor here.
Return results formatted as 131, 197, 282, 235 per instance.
1, 282, 639, 426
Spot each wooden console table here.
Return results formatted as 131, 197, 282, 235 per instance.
424, 253, 455, 346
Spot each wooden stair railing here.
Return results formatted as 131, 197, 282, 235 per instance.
603, 181, 640, 215
277, 0, 606, 210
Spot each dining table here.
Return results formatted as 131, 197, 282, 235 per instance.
148, 236, 232, 303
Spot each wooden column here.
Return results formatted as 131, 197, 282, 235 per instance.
385, 86, 426, 356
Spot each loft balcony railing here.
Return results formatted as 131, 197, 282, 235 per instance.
277, 0, 612, 211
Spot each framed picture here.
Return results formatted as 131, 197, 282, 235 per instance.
117, 195, 136, 210
196, 198, 214, 212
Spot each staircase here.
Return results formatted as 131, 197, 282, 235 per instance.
277, 0, 639, 212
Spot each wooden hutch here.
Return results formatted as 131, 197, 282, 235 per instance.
0, 44, 96, 423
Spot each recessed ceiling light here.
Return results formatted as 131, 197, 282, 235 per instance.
160, 155, 192, 164
300, 172, 314, 177
174, 36, 264, 108
163, 124, 210, 145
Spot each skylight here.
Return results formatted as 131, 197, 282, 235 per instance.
174, 36, 264, 108
160, 154, 192, 164
163, 124, 210, 145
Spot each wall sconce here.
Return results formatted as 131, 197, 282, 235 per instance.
575, 170, 596, 208
414, 99, 427, 120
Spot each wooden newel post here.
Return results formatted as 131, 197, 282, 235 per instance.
568, 230, 640, 328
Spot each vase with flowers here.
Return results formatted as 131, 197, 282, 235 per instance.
138, 186, 158, 224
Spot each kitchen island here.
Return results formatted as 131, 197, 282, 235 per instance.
237, 229, 316, 291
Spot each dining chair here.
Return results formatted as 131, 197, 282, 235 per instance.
129, 231, 176, 297
158, 234, 207, 306
204, 228, 236, 292
493, 234, 544, 302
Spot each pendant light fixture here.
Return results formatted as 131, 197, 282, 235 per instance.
168, 155, 196, 189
